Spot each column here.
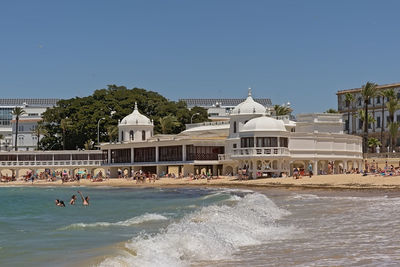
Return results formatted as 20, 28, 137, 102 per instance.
343, 161, 348, 173
313, 160, 318, 175
107, 149, 111, 164
155, 146, 159, 162
131, 148, 134, 164
252, 160, 257, 179
182, 145, 186, 162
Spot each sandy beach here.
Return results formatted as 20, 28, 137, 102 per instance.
2, 173, 400, 190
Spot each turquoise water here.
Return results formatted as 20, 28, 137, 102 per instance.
0, 187, 232, 266
2, 187, 400, 266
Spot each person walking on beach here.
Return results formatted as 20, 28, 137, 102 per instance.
77, 191, 89, 206
308, 163, 313, 178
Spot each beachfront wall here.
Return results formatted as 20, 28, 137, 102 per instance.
0, 150, 105, 178
289, 132, 363, 175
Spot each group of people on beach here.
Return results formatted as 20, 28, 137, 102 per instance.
364, 159, 400, 177
55, 191, 89, 207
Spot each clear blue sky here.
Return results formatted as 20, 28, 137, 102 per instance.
1, 0, 400, 114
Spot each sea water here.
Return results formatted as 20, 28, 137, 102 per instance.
1, 187, 400, 266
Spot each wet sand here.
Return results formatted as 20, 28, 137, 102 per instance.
2, 173, 400, 190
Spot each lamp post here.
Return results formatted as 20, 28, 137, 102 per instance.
191, 113, 200, 124
97, 117, 105, 148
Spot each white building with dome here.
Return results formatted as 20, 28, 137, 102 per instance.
100, 89, 362, 178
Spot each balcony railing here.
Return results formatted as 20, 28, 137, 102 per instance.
231, 147, 290, 157
218, 154, 231, 161
0, 160, 102, 167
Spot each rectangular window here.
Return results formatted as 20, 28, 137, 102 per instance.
111, 149, 131, 163
387, 116, 391, 127
377, 96, 381, 104
240, 137, 254, 148
358, 119, 362, 130
345, 120, 349, 131
377, 117, 381, 128
358, 97, 362, 106
397, 115, 400, 122
159, 146, 183, 161
186, 145, 224, 160
134, 147, 155, 162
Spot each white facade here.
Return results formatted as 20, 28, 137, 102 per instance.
101, 91, 362, 178
0, 99, 58, 151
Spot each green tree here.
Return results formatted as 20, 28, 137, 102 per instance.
12, 107, 26, 151
107, 125, 118, 142
60, 118, 73, 150
0, 134, 3, 151
344, 92, 355, 133
361, 82, 377, 153
379, 89, 394, 144
84, 139, 94, 150
33, 122, 47, 150
40, 85, 209, 149
159, 115, 180, 134
357, 109, 376, 132
368, 137, 381, 153
388, 121, 400, 153
273, 105, 291, 116
325, 108, 339, 114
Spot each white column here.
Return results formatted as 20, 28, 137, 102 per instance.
252, 160, 257, 179
343, 161, 348, 173
182, 145, 186, 162
131, 148, 134, 164
313, 160, 318, 175
107, 149, 111, 164
155, 146, 159, 162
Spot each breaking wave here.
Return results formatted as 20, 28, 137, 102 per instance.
99, 192, 294, 267
60, 214, 168, 230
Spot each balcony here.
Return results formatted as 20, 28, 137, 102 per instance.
231, 147, 290, 158
218, 154, 232, 161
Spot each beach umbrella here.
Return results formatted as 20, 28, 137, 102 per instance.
77, 171, 85, 174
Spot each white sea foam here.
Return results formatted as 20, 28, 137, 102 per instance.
61, 213, 168, 230
99, 193, 294, 267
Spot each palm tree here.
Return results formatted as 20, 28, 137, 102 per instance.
388, 121, 400, 153
0, 134, 3, 151
159, 115, 180, 134
12, 107, 26, 151
368, 137, 381, 153
383, 89, 399, 150
361, 82, 377, 153
60, 118, 72, 150
273, 105, 291, 116
357, 109, 376, 131
84, 139, 94, 150
344, 93, 355, 133
33, 122, 47, 150
379, 89, 392, 144
325, 108, 339, 113
107, 125, 118, 143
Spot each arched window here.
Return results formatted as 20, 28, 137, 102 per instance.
142, 130, 146, 141
121, 131, 124, 142
130, 130, 134, 141
233, 121, 237, 133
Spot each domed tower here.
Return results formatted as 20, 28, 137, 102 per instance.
228, 88, 268, 139
118, 102, 154, 143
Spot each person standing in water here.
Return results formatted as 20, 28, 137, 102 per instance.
77, 191, 89, 206
70, 195, 77, 205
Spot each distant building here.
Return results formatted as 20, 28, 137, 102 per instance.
337, 82, 400, 152
0, 99, 59, 151
180, 94, 273, 120
100, 90, 362, 178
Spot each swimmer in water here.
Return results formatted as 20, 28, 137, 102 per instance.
70, 195, 77, 205
55, 199, 65, 207
77, 191, 89, 206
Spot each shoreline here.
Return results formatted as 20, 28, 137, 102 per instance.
3, 174, 400, 191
